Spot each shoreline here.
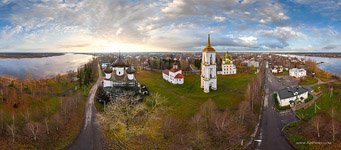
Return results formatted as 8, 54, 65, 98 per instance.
0, 53, 64, 59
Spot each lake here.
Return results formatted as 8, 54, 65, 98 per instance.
282, 54, 341, 77
0, 54, 94, 79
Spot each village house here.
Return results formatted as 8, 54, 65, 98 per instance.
289, 68, 306, 78
271, 65, 284, 73
243, 60, 259, 68
162, 63, 184, 84
276, 86, 310, 107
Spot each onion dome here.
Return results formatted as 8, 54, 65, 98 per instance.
202, 33, 215, 52
104, 66, 113, 73
111, 56, 127, 67
126, 66, 136, 74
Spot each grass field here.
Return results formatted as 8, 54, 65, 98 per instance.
295, 83, 340, 121
136, 70, 254, 119
299, 76, 318, 85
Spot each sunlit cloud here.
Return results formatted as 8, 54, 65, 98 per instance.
0, 0, 339, 52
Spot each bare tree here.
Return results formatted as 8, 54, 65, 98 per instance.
27, 122, 39, 141
238, 100, 249, 124
44, 106, 50, 135
7, 114, 16, 143
0, 89, 3, 103
0, 110, 3, 133
332, 108, 335, 141
199, 99, 216, 129
312, 115, 321, 138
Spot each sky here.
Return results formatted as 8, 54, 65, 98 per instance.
0, 0, 340, 53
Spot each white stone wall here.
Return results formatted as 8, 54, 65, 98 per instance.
277, 91, 308, 107
289, 68, 306, 78
105, 73, 111, 79
162, 70, 184, 85
128, 74, 134, 80
103, 80, 113, 87
115, 67, 125, 76
222, 64, 236, 75
201, 51, 217, 93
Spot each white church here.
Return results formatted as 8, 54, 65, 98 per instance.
201, 34, 217, 93
103, 55, 137, 88
162, 63, 184, 84
219, 51, 236, 75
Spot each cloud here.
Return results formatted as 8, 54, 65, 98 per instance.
213, 16, 226, 22
238, 36, 258, 46
0, 25, 24, 41
259, 27, 304, 39
58, 43, 91, 49
0, 0, 339, 52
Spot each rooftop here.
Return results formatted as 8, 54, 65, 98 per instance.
277, 86, 309, 99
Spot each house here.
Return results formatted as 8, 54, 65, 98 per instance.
289, 68, 306, 78
243, 60, 259, 68
276, 86, 309, 107
219, 51, 236, 75
278, 66, 284, 73
271, 68, 278, 73
162, 63, 184, 84
272, 65, 283, 73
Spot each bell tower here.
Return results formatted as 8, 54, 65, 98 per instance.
200, 34, 217, 93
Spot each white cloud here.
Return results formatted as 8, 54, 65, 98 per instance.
258, 27, 304, 40
161, 0, 187, 16
238, 36, 258, 46
0, 0, 338, 52
213, 16, 226, 22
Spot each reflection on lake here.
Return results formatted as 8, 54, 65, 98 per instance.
284, 54, 341, 76
0, 54, 93, 79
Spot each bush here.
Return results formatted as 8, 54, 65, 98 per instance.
304, 94, 313, 103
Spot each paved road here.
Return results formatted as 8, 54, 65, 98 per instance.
254, 69, 298, 150
68, 68, 103, 150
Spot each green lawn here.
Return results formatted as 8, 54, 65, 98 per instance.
285, 82, 341, 149
299, 76, 318, 85
295, 83, 340, 121
136, 71, 254, 119
283, 121, 310, 150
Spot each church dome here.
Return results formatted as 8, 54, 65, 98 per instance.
202, 33, 215, 52
112, 56, 127, 67
126, 66, 136, 74
104, 66, 113, 73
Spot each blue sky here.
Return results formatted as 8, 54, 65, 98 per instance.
0, 0, 340, 52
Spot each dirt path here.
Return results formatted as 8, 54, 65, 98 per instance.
68, 67, 103, 150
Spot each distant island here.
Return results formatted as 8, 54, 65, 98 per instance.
0, 53, 64, 58
281, 52, 341, 58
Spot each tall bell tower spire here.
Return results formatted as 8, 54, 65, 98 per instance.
201, 33, 217, 93
207, 33, 211, 48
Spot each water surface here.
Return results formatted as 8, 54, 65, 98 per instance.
282, 54, 341, 77
0, 54, 93, 79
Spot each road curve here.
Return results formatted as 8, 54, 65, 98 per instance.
68, 68, 103, 150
